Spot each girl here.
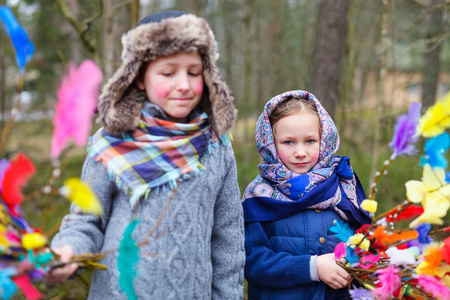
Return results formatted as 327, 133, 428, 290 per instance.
47, 11, 245, 299
242, 90, 370, 299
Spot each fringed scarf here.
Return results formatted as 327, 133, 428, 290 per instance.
242, 90, 370, 226
88, 105, 216, 207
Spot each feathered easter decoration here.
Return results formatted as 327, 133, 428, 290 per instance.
417, 92, 450, 138
118, 219, 140, 300
1, 152, 36, 217
51, 59, 102, 160
388, 102, 421, 158
0, 17, 113, 300
329, 219, 355, 243
372, 266, 401, 300
416, 274, 450, 300
59, 178, 103, 216
329, 95, 450, 300
0, 6, 34, 73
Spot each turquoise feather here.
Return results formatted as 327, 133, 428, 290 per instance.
329, 219, 355, 243
118, 219, 140, 300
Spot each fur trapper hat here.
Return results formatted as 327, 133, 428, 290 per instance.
97, 10, 236, 136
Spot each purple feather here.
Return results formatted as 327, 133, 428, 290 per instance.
349, 287, 373, 300
388, 102, 422, 157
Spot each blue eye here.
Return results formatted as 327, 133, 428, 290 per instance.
283, 141, 293, 145
306, 139, 316, 144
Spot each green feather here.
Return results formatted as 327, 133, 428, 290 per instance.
118, 219, 140, 300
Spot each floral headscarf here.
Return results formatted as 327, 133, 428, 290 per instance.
242, 90, 370, 226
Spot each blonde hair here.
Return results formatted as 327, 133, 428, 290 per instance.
269, 97, 320, 128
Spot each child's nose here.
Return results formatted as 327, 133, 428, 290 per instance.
175, 74, 190, 91
294, 147, 307, 158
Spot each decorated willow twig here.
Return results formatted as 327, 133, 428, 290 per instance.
331, 95, 450, 300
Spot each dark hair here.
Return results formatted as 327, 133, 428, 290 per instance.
269, 96, 320, 127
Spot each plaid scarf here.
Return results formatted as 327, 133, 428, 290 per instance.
88, 108, 212, 207
242, 90, 370, 226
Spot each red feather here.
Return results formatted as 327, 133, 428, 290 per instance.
442, 236, 450, 264
1, 153, 35, 215
386, 205, 424, 223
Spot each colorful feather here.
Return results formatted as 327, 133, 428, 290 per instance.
334, 242, 346, 259
51, 59, 102, 160
388, 102, 421, 157
0, 268, 17, 300
416, 223, 432, 244
329, 219, 355, 243
349, 287, 374, 300
21, 233, 46, 250
442, 236, 450, 264
0, 6, 34, 73
386, 205, 424, 223
416, 274, 450, 300
385, 247, 416, 266
59, 178, 103, 216
421, 132, 450, 169
1, 153, 35, 216
0, 159, 10, 191
359, 253, 381, 269
11, 275, 41, 300
372, 226, 418, 245
416, 244, 443, 275
372, 266, 401, 300
118, 219, 140, 300
417, 92, 450, 138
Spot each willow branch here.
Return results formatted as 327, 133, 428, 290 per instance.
55, 0, 100, 55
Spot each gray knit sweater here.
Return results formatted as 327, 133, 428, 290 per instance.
51, 126, 245, 299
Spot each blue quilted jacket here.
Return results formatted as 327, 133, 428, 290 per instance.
245, 208, 352, 300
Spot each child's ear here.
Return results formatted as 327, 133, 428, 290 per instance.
135, 76, 145, 90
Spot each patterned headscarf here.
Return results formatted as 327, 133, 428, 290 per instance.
88, 103, 224, 207
242, 90, 370, 226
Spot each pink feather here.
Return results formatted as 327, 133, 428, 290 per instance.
372, 266, 401, 300
417, 274, 450, 300
51, 59, 102, 159
359, 253, 381, 269
334, 242, 346, 259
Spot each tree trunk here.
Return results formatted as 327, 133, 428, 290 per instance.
420, 0, 443, 109
0, 32, 5, 131
102, 0, 133, 79
68, 0, 81, 63
369, 0, 389, 193
310, 0, 350, 118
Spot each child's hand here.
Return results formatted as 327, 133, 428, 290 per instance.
45, 246, 78, 284
317, 253, 351, 289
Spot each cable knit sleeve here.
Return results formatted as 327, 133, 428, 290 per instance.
211, 146, 245, 300
51, 157, 116, 255
244, 220, 313, 288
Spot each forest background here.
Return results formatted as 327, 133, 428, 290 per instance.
0, 0, 449, 299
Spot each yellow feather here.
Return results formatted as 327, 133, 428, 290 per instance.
61, 178, 103, 216
22, 232, 47, 250
417, 92, 450, 138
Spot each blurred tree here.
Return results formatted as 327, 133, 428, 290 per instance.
310, 0, 350, 118
369, 0, 389, 198
420, 0, 444, 109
